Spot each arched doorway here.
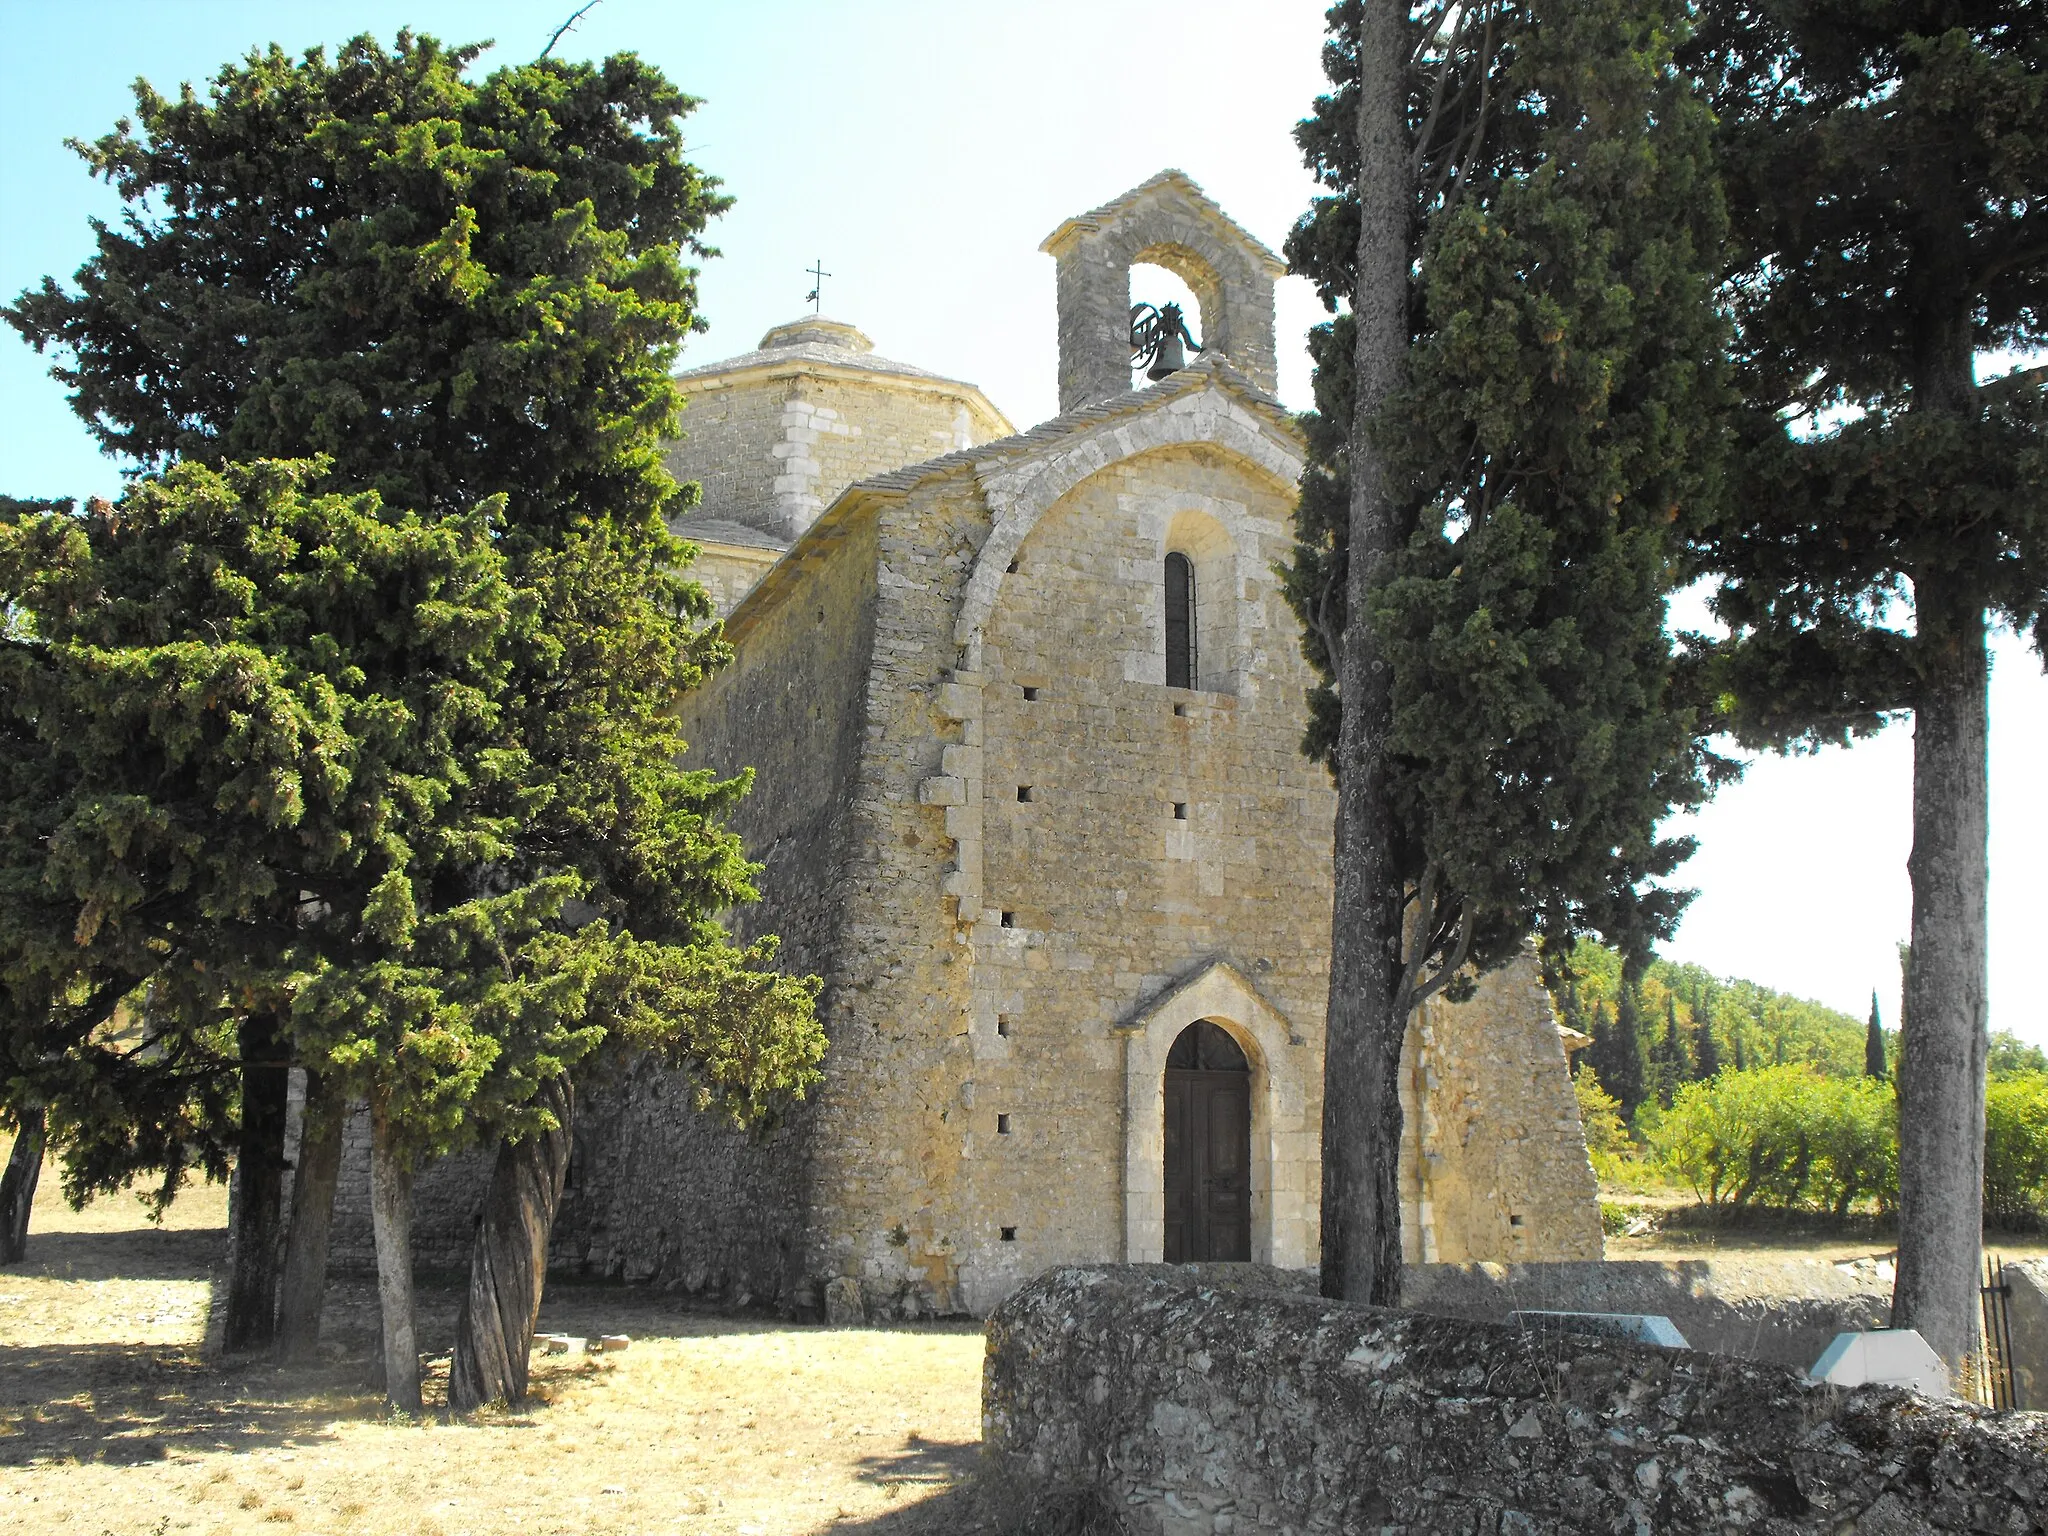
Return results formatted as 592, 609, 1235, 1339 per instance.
1163, 1020, 1251, 1262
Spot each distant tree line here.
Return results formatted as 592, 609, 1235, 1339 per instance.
1563, 940, 2048, 1229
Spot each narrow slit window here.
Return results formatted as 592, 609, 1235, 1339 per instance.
997, 1114, 1011, 1135
1164, 551, 1197, 689
1172, 802, 1188, 821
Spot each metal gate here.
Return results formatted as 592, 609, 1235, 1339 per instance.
1980, 1254, 2018, 1412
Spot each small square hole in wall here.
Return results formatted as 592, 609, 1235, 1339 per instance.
1509, 1213, 1525, 1228
1172, 802, 1188, 821
1006, 559, 1020, 574
1022, 685, 1039, 701
1173, 702, 1190, 718
1000, 1226, 1018, 1242
997, 1114, 1011, 1135
1000, 910, 1015, 928
996, 1015, 1011, 1037
1017, 785, 1034, 803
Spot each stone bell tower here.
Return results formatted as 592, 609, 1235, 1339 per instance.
1039, 169, 1287, 412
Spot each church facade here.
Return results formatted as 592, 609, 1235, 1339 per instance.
347, 172, 1602, 1315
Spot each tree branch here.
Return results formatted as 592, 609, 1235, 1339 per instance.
538, 0, 604, 62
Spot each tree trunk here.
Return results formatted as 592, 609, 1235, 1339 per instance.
1, 1101, 46, 1265
449, 1077, 575, 1412
369, 1098, 422, 1414
1891, 570, 1990, 1372
275, 1071, 345, 1362
1322, 0, 1415, 1307
222, 1011, 291, 1352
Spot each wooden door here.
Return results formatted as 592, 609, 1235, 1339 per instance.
1163, 1022, 1251, 1262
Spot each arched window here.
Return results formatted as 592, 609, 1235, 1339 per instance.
1164, 551, 1197, 689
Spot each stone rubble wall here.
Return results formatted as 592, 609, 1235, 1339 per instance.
983, 1264, 2048, 1536
1404, 954, 1604, 1265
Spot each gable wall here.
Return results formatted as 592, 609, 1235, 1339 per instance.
797, 440, 1341, 1318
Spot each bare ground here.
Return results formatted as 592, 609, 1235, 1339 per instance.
0, 1152, 991, 1536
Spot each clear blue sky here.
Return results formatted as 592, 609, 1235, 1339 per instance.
3, 0, 2043, 1045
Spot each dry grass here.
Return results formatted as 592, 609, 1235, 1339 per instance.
1601, 1184, 2048, 1264
0, 1144, 990, 1536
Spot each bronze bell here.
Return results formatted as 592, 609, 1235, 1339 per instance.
1147, 330, 1188, 381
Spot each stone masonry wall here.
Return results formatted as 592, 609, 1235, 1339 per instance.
668, 366, 1005, 542
1405, 950, 1604, 1265
983, 1265, 2048, 1536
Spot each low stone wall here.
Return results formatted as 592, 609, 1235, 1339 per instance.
982, 1265, 2048, 1535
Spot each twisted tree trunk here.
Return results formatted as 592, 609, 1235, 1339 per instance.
449, 1077, 575, 1412
1322, 0, 1415, 1307
275, 1071, 345, 1362
1, 1101, 45, 1265
222, 1011, 290, 1351
369, 1098, 422, 1414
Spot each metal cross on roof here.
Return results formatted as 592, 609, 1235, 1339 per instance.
805, 259, 832, 314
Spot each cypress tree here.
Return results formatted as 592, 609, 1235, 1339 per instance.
1692, 1000, 1722, 1081
1653, 994, 1690, 1106
1731, 1029, 1747, 1074
1685, 0, 2048, 1371
1286, 0, 1730, 1302
1866, 991, 1888, 1081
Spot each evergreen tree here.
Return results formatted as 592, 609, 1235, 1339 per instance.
1731, 1028, 1748, 1074
1685, 0, 2048, 1369
1692, 1000, 1722, 1081
1590, 989, 1650, 1121
1650, 994, 1691, 1107
1865, 991, 1888, 1080
2, 34, 824, 1405
1285, 0, 1730, 1303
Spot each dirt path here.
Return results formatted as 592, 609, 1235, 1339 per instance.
0, 1158, 991, 1536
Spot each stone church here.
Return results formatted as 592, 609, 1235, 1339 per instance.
360, 171, 1600, 1316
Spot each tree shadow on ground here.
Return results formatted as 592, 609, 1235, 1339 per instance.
818, 1435, 999, 1533
0, 1341, 379, 1468
827, 1481, 999, 1534
2, 1226, 227, 1283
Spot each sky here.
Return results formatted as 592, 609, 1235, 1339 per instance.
2, 0, 2044, 1046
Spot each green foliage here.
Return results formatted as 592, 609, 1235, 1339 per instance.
1, 32, 825, 1199
1573, 1064, 1632, 1179
4, 32, 728, 549
1560, 937, 1880, 1085
1, 462, 824, 1195
1282, 0, 1733, 989
1990, 1032, 2048, 1077
1984, 1074, 2048, 1230
1646, 1065, 1896, 1215
1683, 4, 2048, 738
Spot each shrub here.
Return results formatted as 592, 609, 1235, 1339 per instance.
1647, 1066, 1896, 1213
1574, 1065, 1632, 1173
1984, 1072, 2048, 1229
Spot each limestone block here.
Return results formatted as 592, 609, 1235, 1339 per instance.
1809, 1329, 1951, 1397
918, 775, 965, 806
2003, 1259, 2047, 1410
824, 1276, 865, 1327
